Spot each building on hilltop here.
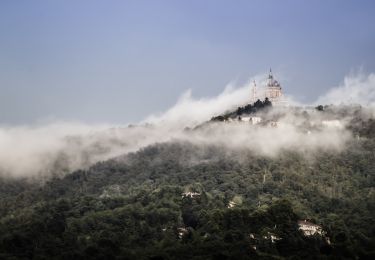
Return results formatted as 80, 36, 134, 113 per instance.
251, 69, 286, 106
265, 68, 283, 103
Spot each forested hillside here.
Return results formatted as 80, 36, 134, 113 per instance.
0, 105, 375, 259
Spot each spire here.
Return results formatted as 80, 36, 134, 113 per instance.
268, 68, 273, 79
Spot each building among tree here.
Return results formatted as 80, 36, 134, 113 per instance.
298, 220, 324, 236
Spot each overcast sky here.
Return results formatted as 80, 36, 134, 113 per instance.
1, 0, 374, 124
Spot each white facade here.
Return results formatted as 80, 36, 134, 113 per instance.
251, 69, 287, 106
250, 117, 262, 124
182, 191, 200, 198
263, 232, 281, 243
227, 200, 237, 208
298, 220, 324, 236
265, 70, 283, 103
322, 120, 344, 129
237, 116, 262, 124
177, 227, 188, 239
240, 116, 251, 122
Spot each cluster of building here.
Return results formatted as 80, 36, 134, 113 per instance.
177, 192, 330, 244
238, 116, 262, 124
247, 220, 329, 251
226, 116, 262, 124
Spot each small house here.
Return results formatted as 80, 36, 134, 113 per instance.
298, 220, 324, 236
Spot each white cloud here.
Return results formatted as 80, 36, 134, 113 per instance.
0, 72, 373, 179
314, 72, 375, 107
144, 74, 269, 127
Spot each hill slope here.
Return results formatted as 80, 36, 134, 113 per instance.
0, 105, 375, 259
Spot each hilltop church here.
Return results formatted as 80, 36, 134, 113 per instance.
251, 69, 285, 105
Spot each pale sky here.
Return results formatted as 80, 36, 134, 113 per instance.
1, 0, 374, 124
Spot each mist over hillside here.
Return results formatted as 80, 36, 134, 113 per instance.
0, 112, 374, 259
0, 72, 374, 180
0, 72, 375, 259
2, 0, 375, 258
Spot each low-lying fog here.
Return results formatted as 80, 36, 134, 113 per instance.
0, 72, 374, 179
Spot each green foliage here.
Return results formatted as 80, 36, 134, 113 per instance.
0, 106, 375, 259
211, 98, 272, 121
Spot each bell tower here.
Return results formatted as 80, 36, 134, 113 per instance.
251, 80, 257, 103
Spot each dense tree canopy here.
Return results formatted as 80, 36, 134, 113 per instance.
0, 105, 375, 259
